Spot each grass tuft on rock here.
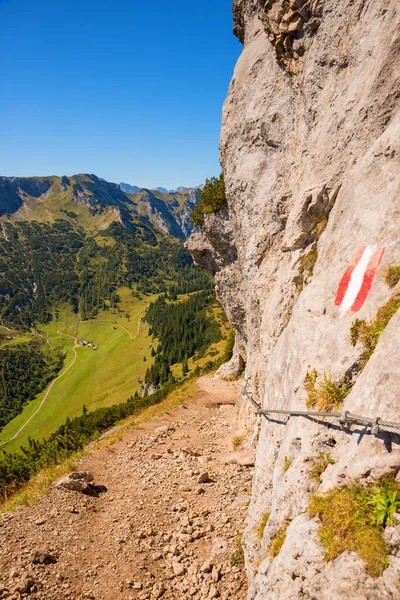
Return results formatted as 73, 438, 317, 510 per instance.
232, 434, 246, 449
256, 511, 271, 541
231, 533, 245, 566
350, 292, 400, 367
309, 475, 400, 576
310, 452, 335, 483
312, 215, 328, 239
385, 266, 400, 288
299, 244, 318, 276
269, 522, 290, 557
283, 457, 293, 472
304, 369, 353, 412
295, 243, 319, 294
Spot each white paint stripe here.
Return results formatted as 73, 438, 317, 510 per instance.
340, 245, 375, 313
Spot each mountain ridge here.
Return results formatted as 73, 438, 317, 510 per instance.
0, 173, 200, 240
120, 182, 202, 195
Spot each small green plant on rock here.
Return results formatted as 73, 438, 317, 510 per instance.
309, 474, 400, 576
385, 266, 400, 288
256, 511, 271, 541
295, 243, 319, 294
371, 484, 400, 527
310, 452, 335, 482
304, 367, 318, 394
304, 369, 353, 412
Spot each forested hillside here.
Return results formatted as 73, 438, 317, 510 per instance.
144, 291, 221, 388
0, 220, 83, 327
0, 181, 217, 437
0, 339, 63, 429
0, 218, 208, 329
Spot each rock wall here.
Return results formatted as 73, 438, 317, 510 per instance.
188, 0, 400, 597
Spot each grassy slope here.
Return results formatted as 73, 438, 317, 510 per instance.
0, 288, 156, 452
0, 289, 230, 453
0, 334, 33, 348
2, 176, 119, 235
131, 189, 192, 210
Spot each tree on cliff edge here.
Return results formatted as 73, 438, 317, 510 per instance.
191, 173, 227, 226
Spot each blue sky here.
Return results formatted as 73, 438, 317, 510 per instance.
0, 0, 241, 189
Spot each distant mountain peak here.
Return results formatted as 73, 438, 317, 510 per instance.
119, 182, 142, 194
119, 182, 203, 195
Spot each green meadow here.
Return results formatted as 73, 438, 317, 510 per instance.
0, 288, 156, 452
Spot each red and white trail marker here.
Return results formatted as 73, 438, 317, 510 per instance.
335, 245, 385, 314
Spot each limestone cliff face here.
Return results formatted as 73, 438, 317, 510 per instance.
188, 0, 400, 597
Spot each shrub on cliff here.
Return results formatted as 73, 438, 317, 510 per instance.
191, 174, 227, 226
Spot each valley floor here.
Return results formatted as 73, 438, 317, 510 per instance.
0, 377, 251, 600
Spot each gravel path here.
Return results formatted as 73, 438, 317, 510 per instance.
0, 376, 253, 600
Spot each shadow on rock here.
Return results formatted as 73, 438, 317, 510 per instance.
83, 484, 108, 497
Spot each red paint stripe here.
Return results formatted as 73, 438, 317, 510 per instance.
335, 246, 366, 306
350, 248, 385, 313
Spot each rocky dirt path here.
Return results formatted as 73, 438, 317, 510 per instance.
0, 377, 253, 600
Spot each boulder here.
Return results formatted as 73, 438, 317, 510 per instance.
29, 549, 57, 565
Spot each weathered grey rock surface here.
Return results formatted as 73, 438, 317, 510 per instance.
188, 0, 400, 597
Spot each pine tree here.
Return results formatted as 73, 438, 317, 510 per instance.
182, 358, 189, 377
